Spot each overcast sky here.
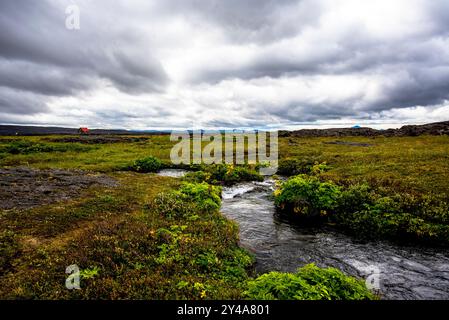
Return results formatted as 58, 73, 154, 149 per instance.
1, 0, 449, 129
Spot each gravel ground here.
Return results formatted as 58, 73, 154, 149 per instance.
0, 167, 118, 210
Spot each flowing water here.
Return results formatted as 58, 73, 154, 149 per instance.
157, 169, 189, 178
158, 170, 449, 299
220, 179, 449, 300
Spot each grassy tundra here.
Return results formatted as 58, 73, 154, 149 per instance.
1, 133, 448, 299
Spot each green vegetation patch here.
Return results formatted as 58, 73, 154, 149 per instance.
275, 175, 449, 245
274, 174, 341, 222
184, 164, 263, 185
147, 182, 222, 219
131, 156, 163, 173
2, 134, 449, 298
332, 183, 449, 244
245, 264, 375, 300
277, 157, 328, 176
0, 140, 94, 155
0, 175, 254, 299
0, 230, 20, 274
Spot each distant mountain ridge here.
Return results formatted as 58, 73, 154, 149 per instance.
1, 121, 449, 137
0, 125, 170, 136
279, 121, 449, 138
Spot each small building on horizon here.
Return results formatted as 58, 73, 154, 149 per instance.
78, 127, 89, 134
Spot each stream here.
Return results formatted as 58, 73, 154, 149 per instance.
158, 170, 449, 300
221, 179, 449, 300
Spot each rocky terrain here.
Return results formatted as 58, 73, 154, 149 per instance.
0, 167, 117, 210
279, 121, 449, 137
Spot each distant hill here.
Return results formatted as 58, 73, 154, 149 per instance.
1, 121, 449, 137
0, 125, 170, 136
279, 121, 449, 138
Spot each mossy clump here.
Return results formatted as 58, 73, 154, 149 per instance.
277, 157, 326, 176
332, 183, 449, 244
184, 164, 263, 185
245, 264, 376, 300
132, 156, 163, 173
274, 175, 449, 245
274, 175, 341, 222
148, 182, 222, 218
178, 182, 222, 212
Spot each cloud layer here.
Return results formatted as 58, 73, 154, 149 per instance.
1, 0, 449, 129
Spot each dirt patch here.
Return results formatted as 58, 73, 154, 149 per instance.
0, 167, 118, 210
45, 136, 149, 144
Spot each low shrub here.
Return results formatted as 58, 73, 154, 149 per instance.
332, 189, 449, 244
245, 264, 375, 300
184, 164, 263, 185
147, 182, 222, 219
0, 230, 19, 274
178, 182, 222, 212
275, 175, 449, 245
184, 171, 211, 184
410, 194, 449, 225
277, 157, 325, 176
147, 191, 197, 219
274, 175, 341, 221
132, 156, 163, 173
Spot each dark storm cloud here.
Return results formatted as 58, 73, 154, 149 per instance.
0, 0, 449, 127
192, 12, 449, 85
274, 103, 356, 122
0, 59, 94, 96
95, 50, 168, 94
0, 87, 48, 115
183, 0, 449, 118
0, 0, 168, 116
193, 50, 346, 83
94, 107, 174, 121
158, 0, 316, 43
369, 67, 449, 112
